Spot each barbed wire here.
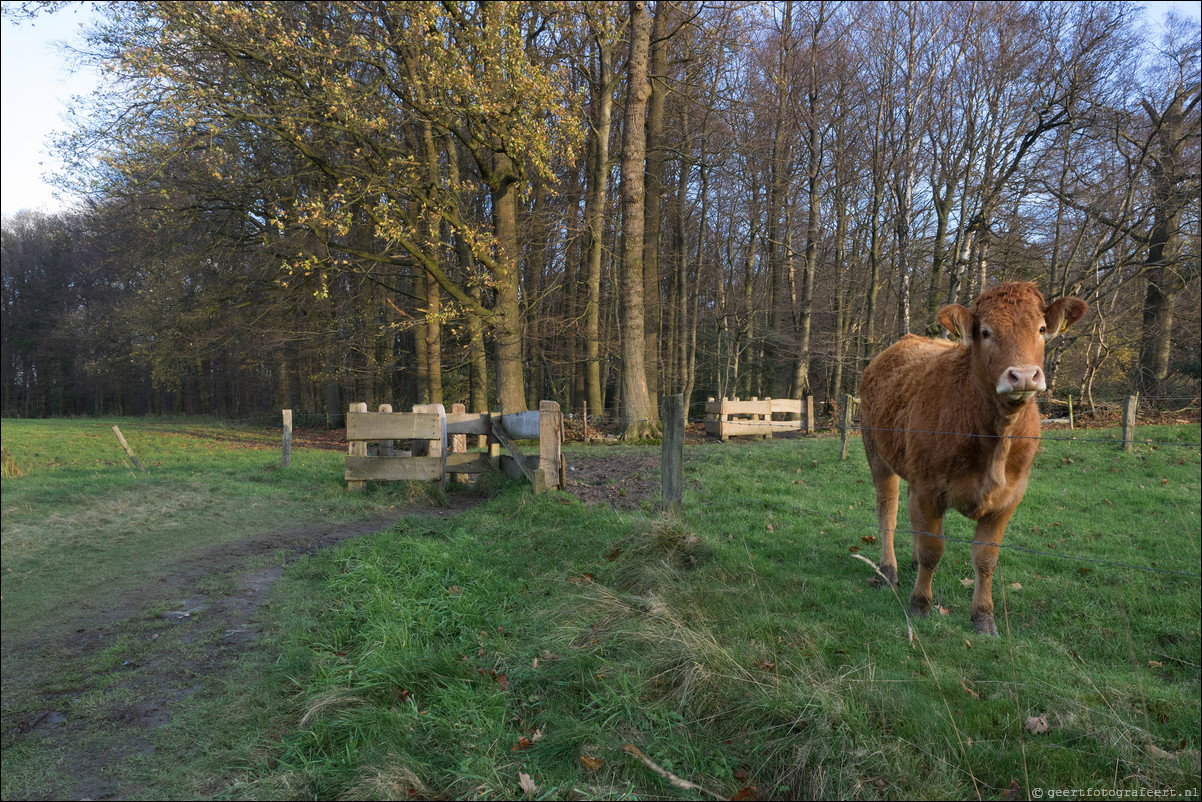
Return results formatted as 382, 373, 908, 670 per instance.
684, 488, 1202, 581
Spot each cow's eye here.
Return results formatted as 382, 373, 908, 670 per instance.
981, 328, 991, 340
1039, 325, 1047, 335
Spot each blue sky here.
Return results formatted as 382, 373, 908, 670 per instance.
2, 1, 1199, 219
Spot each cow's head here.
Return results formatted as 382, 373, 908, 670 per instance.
937, 283, 1087, 407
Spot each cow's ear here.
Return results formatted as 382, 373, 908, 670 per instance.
938, 304, 974, 345
1044, 297, 1088, 337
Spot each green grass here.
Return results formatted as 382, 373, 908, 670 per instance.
0, 417, 419, 636
204, 425, 1200, 800
2, 419, 1198, 799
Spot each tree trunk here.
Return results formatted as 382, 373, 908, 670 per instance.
491, 151, 527, 413
618, 0, 658, 438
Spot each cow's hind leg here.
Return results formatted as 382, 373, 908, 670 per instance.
864, 433, 900, 587
908, 489, 945, 618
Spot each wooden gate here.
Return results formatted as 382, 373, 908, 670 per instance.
345, 401, 564, 493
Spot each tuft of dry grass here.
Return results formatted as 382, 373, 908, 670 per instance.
1, 446, 22, 479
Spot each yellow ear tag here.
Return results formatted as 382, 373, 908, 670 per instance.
1059, 321, 1069, 334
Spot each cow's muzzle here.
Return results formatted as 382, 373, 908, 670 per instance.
997, 365, 1045, 402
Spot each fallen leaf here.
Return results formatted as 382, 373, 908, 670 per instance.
960, 678, 980, 699
513, 737, 533, 751
448, 586, 461, 595
1148, 660, 1163, 668
579, 754, 603, 770
1002, 780, 1023, 801
964, 639, 973, 649
960, 577, 974, 587
849, 545, 860, 553
495, 673, 510, 691
519, 771, 537, 796
1147, 743, 1177, 759
530, 727, 544, 743
937, 605, 951, 616
730, 787, 759, 801
734, 768, 750, 780
1007, 582, 1022, 590
1024, 714, 1050, 735
605, 548, 622, 561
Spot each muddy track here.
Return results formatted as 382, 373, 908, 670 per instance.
0, 498, 483, 802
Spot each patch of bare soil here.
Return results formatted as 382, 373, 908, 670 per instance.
0, 495, 478, 802
562, 450, 663, 511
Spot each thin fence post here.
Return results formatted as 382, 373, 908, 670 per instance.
282, 409, 292, 467
662, 394, 684, 518
840, 394, 855, 461
347, 402, 368, 491
1067, 394, 1074, 431
1122, 394, 1138, 452
112, 425, 146, 475
803, 396, 814, 435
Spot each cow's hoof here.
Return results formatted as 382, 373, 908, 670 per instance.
972, 613, 999, 636
909, 595, 931, 618
880, 564, 898, 588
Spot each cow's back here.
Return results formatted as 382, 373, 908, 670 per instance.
860, 334, 957, 476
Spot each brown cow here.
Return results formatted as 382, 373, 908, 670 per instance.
860, 282, 1087, 635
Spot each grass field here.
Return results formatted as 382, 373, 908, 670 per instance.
2, 418, 1199, 800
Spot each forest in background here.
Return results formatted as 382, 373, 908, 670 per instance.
2, 1, 1198, 433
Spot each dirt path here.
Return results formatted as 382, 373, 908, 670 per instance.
1, 450, 662, 801
1, 497, 481, 802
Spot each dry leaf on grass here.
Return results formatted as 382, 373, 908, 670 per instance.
519, 771, 537, 796
1024, 714, 1050, 735
960, 577, 974, 587
1147, 743, 1178, 759
579, 754, 603, 770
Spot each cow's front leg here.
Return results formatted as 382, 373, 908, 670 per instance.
908, 490, 944, 618
864, 434, 900, 587
970, 507, 1015, 636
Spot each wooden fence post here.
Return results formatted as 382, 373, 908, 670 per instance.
803, 396, 814, 435
282, 410, 292, 467
348, 402, 368, 491
112, 425, 146, 475
451, 403, 467, 483
377, 404, 394, 457
1122, 394, 1138, 452
840, 394, 855, 461
539, 400, 564, 489
662, 394, 684, 518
